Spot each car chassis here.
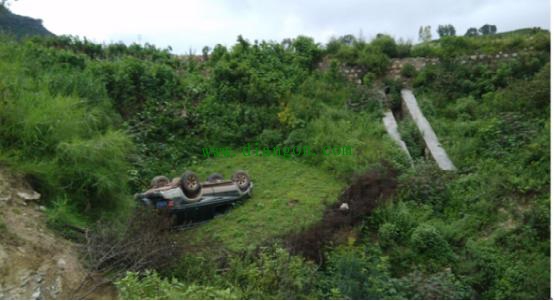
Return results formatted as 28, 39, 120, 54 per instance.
135, 171, 253, 224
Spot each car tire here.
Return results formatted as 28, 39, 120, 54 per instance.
207, 173, 224, 182
180, 171, 201, 198
151, 175, 169, 188
232, 170, 251, 192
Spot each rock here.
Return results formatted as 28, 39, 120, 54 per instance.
32, 287, 41, 299
17, 191, 41, 201
56, 258, 66, 270
49, 276, 62, 298
0, 246, 7, 267
0, 194, 10, 202
38, 206, 46, 212
339, 203, 349, 211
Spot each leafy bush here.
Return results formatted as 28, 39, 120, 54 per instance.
400, 63, 417, 78
397, 269, 473, 299
378, 222, 400, 249
116, 270, 238, 299
398, 118, 425, 158
321, 245, 403, 299
256, 128, 284, 146
45, 197, 87, 236
0, 45, 133, 215
224, 246, 320, 299
410, 224, 454, 265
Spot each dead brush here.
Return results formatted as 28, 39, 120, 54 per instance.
73, 208, 184, 299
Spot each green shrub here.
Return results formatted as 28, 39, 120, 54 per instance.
256, 129, 284, 146
286, 108, 400, 179
398, 163, 452, 212
55, 130, 133, 211
410, 224, 453, 264
398, 118, 425, 158
378, 222, 400, 249
400, 63, 417, 78
116, 270, 239, 299
397, 269, 473, 299
370, 34, 398, 57
0, 39, 134, 218
322, 245, 403, 299
493, 255, 550, 299
224, 246, 320, 299
45, 197, 88, 239
370, 201, 422, 239
457, 240, 503, 298
357, 49, 390, 75
362, 71, 376, 86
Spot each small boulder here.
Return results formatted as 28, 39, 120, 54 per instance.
339, 202, 349, 211
32, 288, 41, 300
17, 191, 41, 201
56, 258, 66, 270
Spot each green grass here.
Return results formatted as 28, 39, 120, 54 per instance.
183, 153, 345, 252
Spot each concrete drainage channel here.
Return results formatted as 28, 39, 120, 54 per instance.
381, 89, 456, 171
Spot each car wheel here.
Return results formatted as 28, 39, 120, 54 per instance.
207, 173, 224, 182
180, 171, 201, 198
232, 170, 251, 192
151, 175, 169, 188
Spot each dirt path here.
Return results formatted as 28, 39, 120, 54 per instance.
0, 166, 116, 299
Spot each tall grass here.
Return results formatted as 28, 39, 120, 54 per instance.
0, 37, 134, 224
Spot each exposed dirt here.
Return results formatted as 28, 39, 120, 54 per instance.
284, 163, 398, 263
0, 166, 117, 299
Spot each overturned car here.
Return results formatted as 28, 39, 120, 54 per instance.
135, 170, 253, 224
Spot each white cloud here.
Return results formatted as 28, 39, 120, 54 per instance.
9, 0, 550, 54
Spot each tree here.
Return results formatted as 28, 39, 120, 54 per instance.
339, 34, 356, 46
418, 25, 432, 42
479, 24, 497, 35
371, 34, 397, 57
465, 27, 479, 37
291, 35, 322, 69
201, 46, 210, 60
437, 24, 456, 38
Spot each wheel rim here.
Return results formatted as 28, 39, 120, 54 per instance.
237, 174, 248, 187
186, 175, 198, 190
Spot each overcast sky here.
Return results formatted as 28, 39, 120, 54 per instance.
10, 0, 550, 54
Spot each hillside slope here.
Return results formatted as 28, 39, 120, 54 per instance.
0, 6, 53, 38
0, 166, 115, 299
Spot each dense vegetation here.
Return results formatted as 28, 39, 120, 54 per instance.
0, 6, 549, 298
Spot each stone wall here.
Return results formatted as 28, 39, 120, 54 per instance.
319, 49, 534, 83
